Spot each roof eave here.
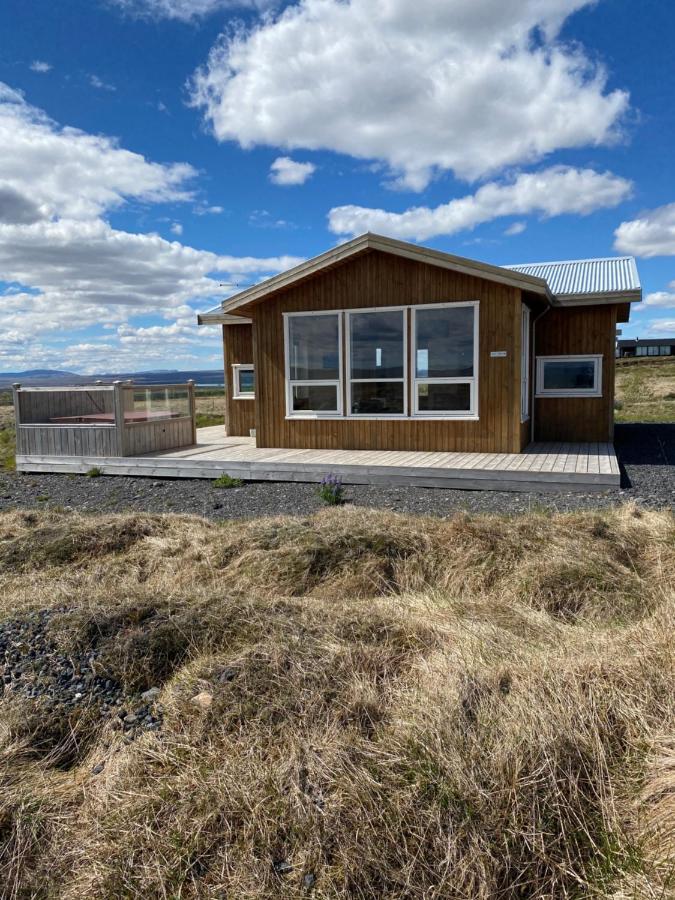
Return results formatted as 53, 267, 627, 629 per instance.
219, 232, 552, 314
553, 289, 642, 307
197, 310, 253, 326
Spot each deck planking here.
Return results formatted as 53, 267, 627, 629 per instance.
16, 426, 621, 493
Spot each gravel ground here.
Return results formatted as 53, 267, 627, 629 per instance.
0, 608, 163, 750
0, 423, 673, 519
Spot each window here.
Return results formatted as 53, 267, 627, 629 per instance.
536, 355, 603, 398
285, 312, 342, 416
283, 302, 479, 420
347, 308, 406, 416
521, 305, 531, 422
412, 303, 478, 417
232, 364, 255, 399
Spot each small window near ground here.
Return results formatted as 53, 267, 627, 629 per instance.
535, 355, 602, 398
232, 364, 255, 399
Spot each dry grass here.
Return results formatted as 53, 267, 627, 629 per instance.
0, 504, 674, 898
616, 358, 675, 423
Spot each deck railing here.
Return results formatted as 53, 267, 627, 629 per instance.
13, 381, 197, 458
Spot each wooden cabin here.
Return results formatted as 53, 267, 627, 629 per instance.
199, 234, 640, 455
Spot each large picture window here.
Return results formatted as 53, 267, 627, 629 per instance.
285, 312, 342, 415
412, 303, 478, 417
284, 302, 479, 420
536, 355, 603, 398
347, 308, 406, 416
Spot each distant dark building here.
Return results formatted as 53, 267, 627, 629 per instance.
617, 338, 675, 358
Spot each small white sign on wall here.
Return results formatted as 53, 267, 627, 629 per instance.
490, 350, 507, 358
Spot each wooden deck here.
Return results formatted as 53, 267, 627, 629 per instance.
16, 426, 621, 492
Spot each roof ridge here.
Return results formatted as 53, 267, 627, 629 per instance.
507, 256, 635, 268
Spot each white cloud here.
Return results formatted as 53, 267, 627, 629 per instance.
0, 81, 196, 220
194, 203, 224, 215
632, 286, 675, 312
0, 218, 302, 330
269, 156, 316, 186
90, 74, 117, 92
329, 166, 632, 241
0, 85, 303, 372
109, 0, 273, 21
504, 221, 527, 237
30, 61, 52, 74
644, 319, 675, 335
614, 203, 675, 258
191, 0, 629, 190
171, 222, 184, 235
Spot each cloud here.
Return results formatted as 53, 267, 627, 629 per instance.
0, 218, 303, 329
614, 203, 675, 257
170, 222, 184, 235
0, 81, 196, 220
504, 221, 527, 237
269, 156, 316, 186
90, 74, 117, 92
329, 166, 632, 241
109, 0, 274, 21
190, 0, 629, 190
0, 186, 45, 225
0, 85, 303, 372
30, 61, 52, 74
194, 203, 224, 215
632, 286, 675, 312
644, 319, 675, 335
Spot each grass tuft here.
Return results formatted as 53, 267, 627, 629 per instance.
0, 504, 673, 897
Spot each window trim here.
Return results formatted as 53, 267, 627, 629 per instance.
345, 305, 408, 419
411, 301, 479, 419
283, 310, 344, 418
231, 364, 255, 400
535, 354, 603, 398
521, 305, 531, 422
283, 302, 480, 421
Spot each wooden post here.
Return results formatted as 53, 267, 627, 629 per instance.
11, 383, 22, 456
11, 383, 21, 427
112, 381, 125, 456
187, 380, 197, 445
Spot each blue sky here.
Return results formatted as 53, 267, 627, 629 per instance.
1, 0, 675, 373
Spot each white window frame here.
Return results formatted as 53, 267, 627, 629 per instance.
535, 354, 603, 398
345, 305, 408, 419
411, 301, 479, 419
521, 305, 531, 422
231, 364, 255, 399
283, 310, 344, 418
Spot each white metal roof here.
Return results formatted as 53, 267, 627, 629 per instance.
506, 257, 641, 302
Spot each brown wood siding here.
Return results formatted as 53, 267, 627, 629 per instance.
249, 250, 523, 453
534, 305, 618, 442
222, 324, 256, 437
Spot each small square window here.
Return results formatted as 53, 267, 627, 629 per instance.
535, 355, 602, 398
232, 364, 255, 399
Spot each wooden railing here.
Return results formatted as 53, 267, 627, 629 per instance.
12, 381, 196, 458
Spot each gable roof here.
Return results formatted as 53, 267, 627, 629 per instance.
506, 257, 641, 304
198, 234, 640, 324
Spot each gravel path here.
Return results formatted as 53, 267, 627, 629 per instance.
1, 424, 673, 519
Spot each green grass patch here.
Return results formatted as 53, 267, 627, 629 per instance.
213, 473, 243, 489
0, 426, 16, 471
195, 413, 225, 428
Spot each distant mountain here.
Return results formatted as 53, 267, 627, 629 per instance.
0, 369, 78, 379
0, 368, 224, 389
